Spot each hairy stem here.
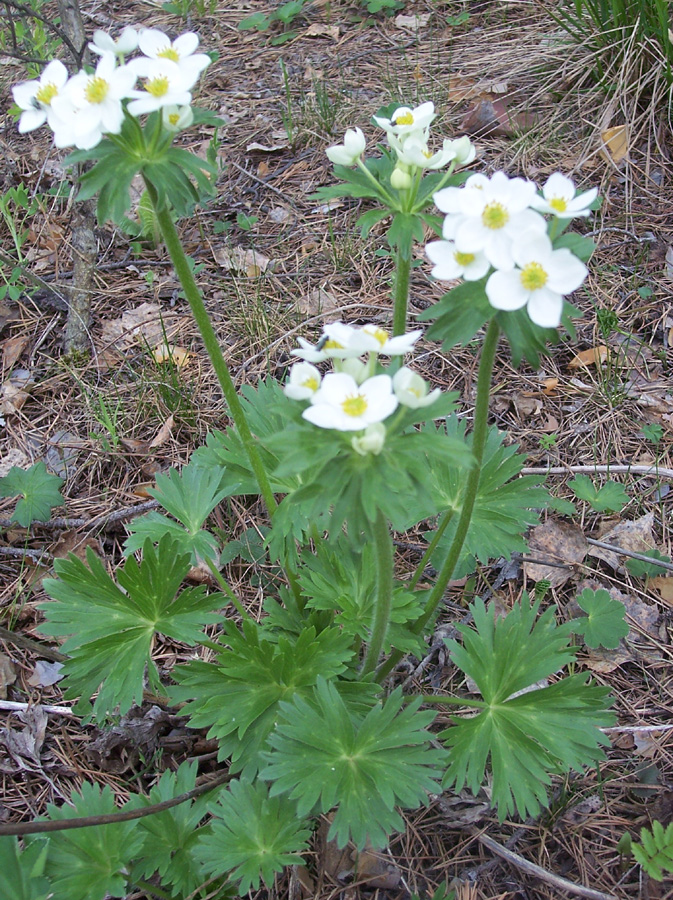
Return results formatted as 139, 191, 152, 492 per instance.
361, 509, 394, 676
376, 319, 500, 681
145, 179, 277, 518
392, 226, 413, 336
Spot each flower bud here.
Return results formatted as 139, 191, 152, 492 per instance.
391, 165, 412, 190
351, 422, 386, 456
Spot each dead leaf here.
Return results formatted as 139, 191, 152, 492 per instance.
542, 377, 559, 394
0, 368, 33, 415
513, 394, 542, 417
318, 817, 353, 883
561, 794, 601, 826
246, 140, 288, 153
0, 654, 16, 699
0, 448, 29, 478
152, 344, 190, 369
599, 125, 629, 164
584, 643, 632, 673
568, 345, 609, 368
269, 206, 290, 224
311, 199, 344, 215
27, 660, 64, 687
101, 303, 181, 351
257, 160, 270, 178
44, 429, 85, 479
51, 529, 102, 563
304, 22, 340, 38
355, 846, 401, 889
296, 289, 341, 317
541, 414, 559, 433
0, 705, 48, 763
524, 520, 587, 588
588, 512, 655, 570
1, 335, 29, 372
148, 415, 175, 449
395, 12, 431, 30
447, 75, 479, 102
213, 246, 271, 276
633, 729, 667, 760
648, 576, 673, 605
87, 706, 170, 773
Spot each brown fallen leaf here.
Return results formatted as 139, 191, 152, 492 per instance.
149, 415, 175, 450
447, 75, 479, 102
213, 246, 271, 276
599, 124, 629, 164
51, 529, 102, 563
648, 576, 673, 605
394, 12, 431, 30
152, 344, 190, 368
588, 511, 655, 571
524, 520, 587, 589
101, 302, 181, 351
246, 140, 288, 153
568, 345, 609, 369
296, 289, 342, 318
1, 334, 29, 372
460, 94, 535, 138
0, 705, 48, 763
27, 659, 64, 687
0, 653, 16, 699
304, 22, 340, 38
355, 845, 401, 889
0, 448, 29, 478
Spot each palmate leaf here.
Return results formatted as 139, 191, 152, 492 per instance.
571, 587, 629, 649
132, 762, 217, 896
440, 595, 614, 820
170, 621, 355, 777
31, 783, 144, 900
261, 679, 446, 850
427, 419, 549, 578
40, 536, 223, 718
197, 779, 311, 894
299, 537, 426, 655
0, 838, 51, 900
569, 474, 629, 513
124, 461, 230, 564
0, 462, 64, 526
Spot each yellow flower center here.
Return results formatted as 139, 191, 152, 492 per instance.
454, 250, 475, 266
550, 197, 568, 212
368, 327, 389, 347
395, 111, 414, 126
482, 202, 509, 230
85, 76, 110, 104
36, 82, 59, 106
146, 76, 170, 98
323, 339, 344, 351
157, 47, 180, 62
168, 112, 180, 125
520, 261, 548, 291
342, 393, 368, 417
302, 376, 319, 392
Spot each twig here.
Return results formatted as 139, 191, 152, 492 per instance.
602, 722, 673, 734
0, 699, 74, 716
521, 464, 673, 480
0, 769, 230, 836
477, 833, 617, 900
0, 625, 66, 662
0, 546, 52, 562
585, 537, 673, 572
0, 500, 160, 532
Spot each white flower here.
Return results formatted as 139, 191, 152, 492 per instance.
446, 135, 476, 167
12, 59, 69, 134
291, 322, 378, 363
50, 53, 136, 149
88, 26, 139, 58
374, 101, 435, 141
351, 422, 386, 456
303, 373, 398, 431
137, 28, 210, 83
162, 104, 194, 131
425, 239, 490, 282
485, 231, 588, 327
361, 324, 422, 356
389, 134, 457, 170
393, 367, 441, 409
326, 127, 366, 166
284, 362, 322, 400
126, 59, 193, 115
435, 171, 546, 271
531, 172, 598, 218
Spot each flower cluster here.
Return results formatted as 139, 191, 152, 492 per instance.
426, 171, 596, 328
12, 27, 210, 150
284, 322, 440, 454
326, 101, 475, 185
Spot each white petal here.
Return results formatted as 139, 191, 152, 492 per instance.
543, 172, 574, 200
12, 81, 39, 110
173, 32, 200, 57
138, 28, 170, 57
545, 250, 587, 293
527, 289, 563, 327
18, 108, 47, 132
486, 270, 528, 311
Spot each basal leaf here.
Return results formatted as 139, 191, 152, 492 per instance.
571, 587, 629, 649
0, 462, 64, 526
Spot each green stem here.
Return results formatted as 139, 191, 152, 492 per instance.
360, 509, 394, 676
144, 178, 277, 518
408, 510, 454, 591
206, 559, 251, 622
376, 318, 500, 682
412, 161, 456, 212
355, 157, 397, 208
392, 226, 413, 336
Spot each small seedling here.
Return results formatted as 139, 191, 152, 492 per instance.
570, 587, 629, 649
640, 422, 664, 444
538, 432, 557, 451
0, 462, 64, 526
569, 475, 629, 513
625, 548, 671, 578
236, 212, 258, 231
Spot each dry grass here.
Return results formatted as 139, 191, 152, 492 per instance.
1, 0, 673, 897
